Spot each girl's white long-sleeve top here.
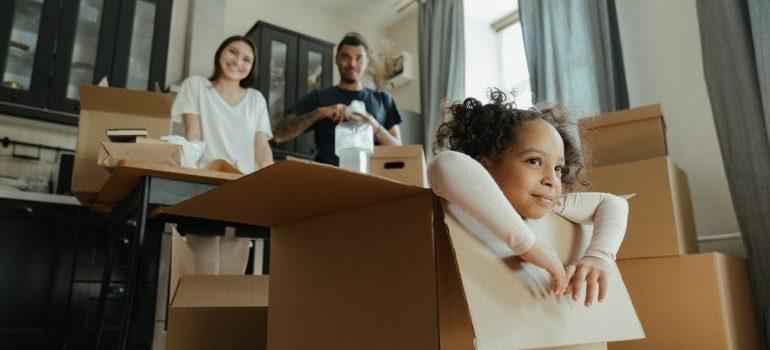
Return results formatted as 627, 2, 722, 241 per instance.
428, 150, 628, 264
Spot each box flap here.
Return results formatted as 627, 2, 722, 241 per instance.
80, 85, 173, 118
442, 204, 644, 349
171, 275, 268, 308
581, 104, 662, 129
372, 144, 424, 158
157, 159, 428, 227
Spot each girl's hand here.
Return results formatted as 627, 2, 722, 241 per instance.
565, 256, 610, 306
518, 241, 567, 295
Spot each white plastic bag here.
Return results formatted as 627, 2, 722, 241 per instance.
161, 135, 206, 168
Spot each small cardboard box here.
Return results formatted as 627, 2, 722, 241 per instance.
584, 156, 698, 259
158, 160, 644, 350
370, 144, 428, 187
166, 275, 269, 350
580, 104, 667, 167
610, 253, 760, 350
73, 85, 173, 204
97, 140, 182, 168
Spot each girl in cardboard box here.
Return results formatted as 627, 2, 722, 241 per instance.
172, 35, 274, 274
428, 90, 628, 307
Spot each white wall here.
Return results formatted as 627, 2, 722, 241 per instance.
385, 10, 421, 114
615, 0, 739, 238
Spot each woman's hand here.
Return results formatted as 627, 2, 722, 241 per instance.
518, 241, 567, 295
565, 256, 611, 306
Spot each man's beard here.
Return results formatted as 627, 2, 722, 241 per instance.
339, 69, 360, 84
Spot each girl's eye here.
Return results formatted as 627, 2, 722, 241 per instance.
555, 165, 563, 173
527, 157, 541, 166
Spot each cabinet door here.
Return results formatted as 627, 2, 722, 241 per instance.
48, 0, 119, 113
0, 200, 78, 349
111, 0, 171, 91
296, 38, 333, 157
0, 0, 58, 108
253, 25, 298, 156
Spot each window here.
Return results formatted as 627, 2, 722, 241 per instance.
498, 19, 532, 108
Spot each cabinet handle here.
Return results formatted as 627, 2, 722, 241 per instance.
12, 205, 34, 215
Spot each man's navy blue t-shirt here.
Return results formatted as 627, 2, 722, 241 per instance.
288, 86, 402, 165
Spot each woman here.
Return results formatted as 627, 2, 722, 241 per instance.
171, 35, 274, 274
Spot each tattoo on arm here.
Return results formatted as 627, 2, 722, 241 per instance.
273, 110, 322, 143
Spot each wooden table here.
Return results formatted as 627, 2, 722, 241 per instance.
90, 161, 267, 350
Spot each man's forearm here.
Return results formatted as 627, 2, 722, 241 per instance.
273, 110, 322, 143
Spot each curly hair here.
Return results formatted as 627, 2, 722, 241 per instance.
433, 90, 588, 192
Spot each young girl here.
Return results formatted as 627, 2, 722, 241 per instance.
172, 35, 274, 274
428, 91, 628, 307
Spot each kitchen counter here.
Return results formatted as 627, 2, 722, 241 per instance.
0, 189, 81, 206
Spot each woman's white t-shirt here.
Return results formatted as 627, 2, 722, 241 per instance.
171, 76, 273, 174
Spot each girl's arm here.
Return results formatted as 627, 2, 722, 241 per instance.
254, 132, 274, 169
183, 114, 202, 141
428, 150, 536, 254
428, 150, 567, 293
554, 193, 629, 264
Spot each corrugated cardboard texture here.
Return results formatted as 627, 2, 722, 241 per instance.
585, 156, 698, 259
580, 104, 666, 167
97, 141, 182, 168
157, 159, 426, 227
74, 85, 172, 203
370, 145, 428, 187
268, 192, 438, 350
161, 160, 643, 350
442, 205, 644, 350
610, 253, 760, 350
167, 275, 268, 350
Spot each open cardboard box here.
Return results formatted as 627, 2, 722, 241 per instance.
580, 104, 667, 167
583, 156, 698, 259
157, 159, 643, 349
73, 85, 173, 204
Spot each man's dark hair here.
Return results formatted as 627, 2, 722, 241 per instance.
337, 32, 368, 54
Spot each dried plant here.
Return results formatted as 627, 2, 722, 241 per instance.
367, 39, 404, 90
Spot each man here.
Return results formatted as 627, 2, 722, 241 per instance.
273, 32, 402, 165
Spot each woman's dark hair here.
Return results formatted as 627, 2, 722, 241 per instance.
209, 35, 258, 88
337, 32, 369, 54
433, 89, 588, 192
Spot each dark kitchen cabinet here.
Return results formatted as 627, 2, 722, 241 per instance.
246, 21, 334, 160
0, 198, 78, 349
0, 0, 172, 125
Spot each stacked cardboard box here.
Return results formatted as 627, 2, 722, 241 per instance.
581, 104, 760, 349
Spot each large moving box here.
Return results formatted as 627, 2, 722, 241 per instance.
609, 253, 760, 350
159, 159, 644, 350
580, 104, 667, 167
584, 156, 698, 259
73, 85, 173, 204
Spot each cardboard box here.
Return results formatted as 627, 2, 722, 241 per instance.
158, 160, 644, 350
610, 253, 760, 350
580, 104, 667, 167
370, 144, 428, 187
584, 156, 698, 259
73, 85, 173, 204
97, 141, 182, 168
166, 275, 269, 350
